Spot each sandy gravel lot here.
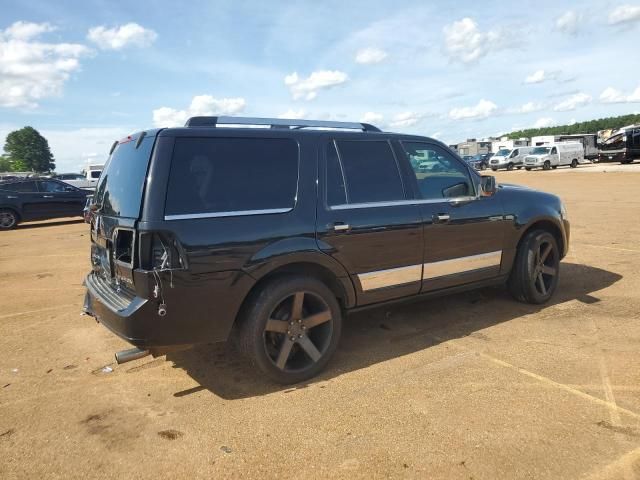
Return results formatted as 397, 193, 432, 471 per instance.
1, 167, 639, 479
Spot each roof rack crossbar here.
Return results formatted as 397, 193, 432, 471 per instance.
184, 116, 381, 132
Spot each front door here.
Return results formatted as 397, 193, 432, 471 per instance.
400, 141, 507, 292
316, 139, 423, 305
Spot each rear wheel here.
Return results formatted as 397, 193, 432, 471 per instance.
507, 162, 514, 171
236, 275, 342, 384
552, 165, 558, 169
516, 166, 523, 170
525, 167, 532, 171
570, 159, 578, 168
491, 168, 498, 172
0, 209, 18, 230
508, 230, 560, 304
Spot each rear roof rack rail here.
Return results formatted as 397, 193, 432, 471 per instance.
184, 116, 382, 132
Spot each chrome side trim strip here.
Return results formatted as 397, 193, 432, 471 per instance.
358, 264, 423, 291
330, 196, 477, 210
423, 250, 502, 280
164, 208, 292, 221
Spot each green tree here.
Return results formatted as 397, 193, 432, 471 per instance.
504, 113, 640, 140
0, 155, 12, 172
3, 126, 55, 172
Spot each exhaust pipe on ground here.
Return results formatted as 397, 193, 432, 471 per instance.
115, 347, 150, 364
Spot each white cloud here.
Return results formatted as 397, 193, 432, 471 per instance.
87, 23, 157, 50
389, 111, 421, 128
553, 92, 592, 111
449, 99, 497, 120
4, 21, 55, 40
360, 112, 384, 124
278, 108, 307, 119
518, 101, 544, 113
525, 69, 547, 84
284, 70, 348, 101
355, 47, 388, 64
152, 95, 246, 127
0, 21, 90, 108
608, 5, 640, 25
555, 11, 582, 34
443, 18, 504, 63
533, 117, 556, 128
599, 85, 640, 103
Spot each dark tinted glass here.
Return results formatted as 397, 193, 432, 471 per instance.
334, 140, 404, 204
39, 180, 70, 192
165, 138, 299, 216
403, 142, 473, 200
94, 136, 154, 218
2, 181, 38, 192
326, 143, 347, 206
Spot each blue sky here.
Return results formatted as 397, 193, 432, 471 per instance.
1, 0, 640, 171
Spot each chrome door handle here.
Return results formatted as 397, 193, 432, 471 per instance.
433, 213, 450, 223
42, 195, 54, 198
333, 223, 350, 232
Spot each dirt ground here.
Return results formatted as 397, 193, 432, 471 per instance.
1, 168, 639, 479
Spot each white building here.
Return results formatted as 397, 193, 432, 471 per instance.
491, 136, 530, 152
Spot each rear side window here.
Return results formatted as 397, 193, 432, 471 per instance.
327, 140, 404, 205
165, 138, 298, 217
1, 181, 38, 192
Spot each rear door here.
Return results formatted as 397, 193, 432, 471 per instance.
317, 138, 423, 305
400, 141, 506, 292
37, 180, 86, 217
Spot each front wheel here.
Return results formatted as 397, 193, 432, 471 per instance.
508, 230, 560, 304
236, 275, 342, 384
570, 159, 578, 168
0, 209, 18, 230
507, 162, 514, 171
543, 161, 551, 170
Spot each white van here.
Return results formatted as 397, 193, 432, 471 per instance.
524, 142, 584, 170
489, 146, 534, 171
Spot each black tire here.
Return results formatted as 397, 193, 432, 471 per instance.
525, 167, 532, 171
516, 166, 523, 170
491, 168, 498, 172
570, 159, 578, 168
543, 161, 551, 170
507, 162, 514, 171
480, 163, 487, 171
236, 275, 342, 384
552, 165, 558, 169
508, 230, 560, 304
0, 209, 18, 230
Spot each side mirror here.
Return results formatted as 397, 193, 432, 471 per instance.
480, 175, 497, 197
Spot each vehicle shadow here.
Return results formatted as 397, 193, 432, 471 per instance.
166, 262, 621, 400
17, 218, 85, 230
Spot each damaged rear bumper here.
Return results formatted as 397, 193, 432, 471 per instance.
83, 269, 255, 349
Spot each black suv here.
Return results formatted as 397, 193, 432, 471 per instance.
83, 116, 570, 383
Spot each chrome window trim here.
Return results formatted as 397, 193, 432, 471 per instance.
423, 250, 502, 280
358, 264, 423, 291
329, 196, 477, 210
164, 208, 292, 221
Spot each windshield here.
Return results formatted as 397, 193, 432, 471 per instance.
94, 136, 154, 218
531, 147, 551, 155
494, 149, 511, 157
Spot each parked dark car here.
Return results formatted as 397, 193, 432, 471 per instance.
465, 153, 489, 170
0, 178, 90, 230
83, 116, 570, 384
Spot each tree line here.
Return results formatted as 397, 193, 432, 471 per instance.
0, 126, 55, 173
505, 113, 640, 140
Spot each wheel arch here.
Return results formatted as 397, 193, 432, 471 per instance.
0, 206, 21, 223
516, 217, 565, 260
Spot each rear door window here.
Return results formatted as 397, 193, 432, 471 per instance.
327, 140, 405, 206
165, 137, 299, 217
